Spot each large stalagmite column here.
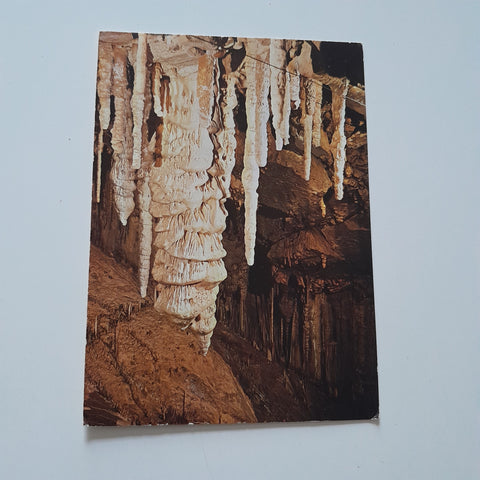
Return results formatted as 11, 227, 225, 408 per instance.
148, 45, 232, 354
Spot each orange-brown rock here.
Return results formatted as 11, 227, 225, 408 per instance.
84, 246, 256, 425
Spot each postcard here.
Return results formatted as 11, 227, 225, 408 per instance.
84, 32, 378, 425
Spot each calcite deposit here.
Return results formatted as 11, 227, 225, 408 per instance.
110, 46, 136, 226
92, 33, 367, 355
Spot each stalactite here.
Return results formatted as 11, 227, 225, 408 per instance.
97, 43, 113, 135
197, 53, 215, 130
242, 52, 260, 267
289, 60, 301, 109
242, 39, 270, 266
217, 72, 238, 195
110, 46, 135, 226
131, 33, 148, 169
331, 80, 350, 200
282, 71, 291, 145
302, 78, 316, 181
96, 42, 113, 203
254, 42, 270, 168
312, 82, 323, 148
152, 63, 164, 118
269, 39, 289, 151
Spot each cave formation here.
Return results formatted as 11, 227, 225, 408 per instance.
87, 32, 378, 423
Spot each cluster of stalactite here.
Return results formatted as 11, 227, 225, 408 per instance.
93, 33, 363, 354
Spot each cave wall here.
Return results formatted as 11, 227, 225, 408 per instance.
215, 106, 377, 418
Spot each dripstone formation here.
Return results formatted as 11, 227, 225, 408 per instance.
92, 33, 368, 359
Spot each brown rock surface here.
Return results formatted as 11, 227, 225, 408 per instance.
84, 246, 256, 425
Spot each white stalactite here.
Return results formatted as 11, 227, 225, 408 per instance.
110, 46, 135, 226
96, 42, 113, 203
303, 78, 316, 181
242, 39, 270, 266
152, 63, 164, 117
242, 53, 260, 267
282, 70, 291, 145
289, 60, 301, 109
251, 42, 270, 168
217, 72, 238, 195
97, 43, 113, 131
331, 80, 350, 200
312, 82, 323, 148
131, 33, 148, 169
269, 39, 289, 151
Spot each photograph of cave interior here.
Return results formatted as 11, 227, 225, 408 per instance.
84, 32, 378, 425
